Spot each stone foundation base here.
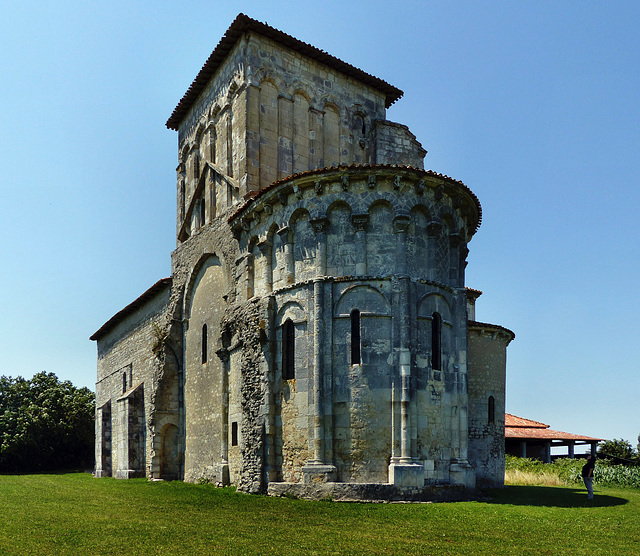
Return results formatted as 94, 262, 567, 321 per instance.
302, 463, 337, 484
267, 482, 474, 502
114, 469, 145, 479
449, 460, 476, 489
388, 462, 424, 487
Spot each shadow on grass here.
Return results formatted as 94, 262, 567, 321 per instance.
0, 469, 92, 476
483, 485, 628, 508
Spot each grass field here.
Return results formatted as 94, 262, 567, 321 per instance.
1, 473, 639, 555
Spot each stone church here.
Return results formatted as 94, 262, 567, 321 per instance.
91, 14, 514, 500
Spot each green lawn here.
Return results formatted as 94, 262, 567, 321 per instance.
0, 473, 638, 555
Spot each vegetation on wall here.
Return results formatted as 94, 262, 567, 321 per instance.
0, 372, 95, 472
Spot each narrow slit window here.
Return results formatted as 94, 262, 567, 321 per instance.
122, 372, 127, 394
351, 309, 361, 365
202, 323, 208, 364
283, 319, 295, 380
231, 422, 238, 446
488, 396, 495, 424
199, 196, 206, 227
432, 312, 442, 371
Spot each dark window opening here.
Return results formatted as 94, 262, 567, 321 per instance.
231, 421, 238, 446
202, 323, 208, 364
199, 197, 206, 226
351, 309, 361, 365
122, 372, 127, 394
180, 180, 186, 220
283, 319, 295, 380
488, 396, 495, 424
432, 312, 442, 371
194, 154, 200, 180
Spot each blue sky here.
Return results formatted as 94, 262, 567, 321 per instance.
2, 1, 639, 450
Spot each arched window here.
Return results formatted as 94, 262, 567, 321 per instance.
351, 309, 361, 365
432, 312, 442, 371
488, 396, 495, 424
282, 319, 295, 380
202, 323, 208, 364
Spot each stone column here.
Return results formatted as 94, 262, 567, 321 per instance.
258, 239, 273, 294
388, 214, 423, 487
278, 226, 294, 285
449, 233, 462, 287
278, 95, 294, 179
352, 214, 368, 276
394, 215, 411, 462
311, 277, 324, 464
302, 218, 336, 483
245, 83, 261, 192
427, 220, 442, 282
310, 218, 328, 276
216, 347, 230, 485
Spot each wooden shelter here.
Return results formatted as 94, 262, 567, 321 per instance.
505, 414, 602, 462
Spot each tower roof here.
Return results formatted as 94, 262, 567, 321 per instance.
166, 13, 404, 131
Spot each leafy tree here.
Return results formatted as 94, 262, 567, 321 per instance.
0, 372, 95, 472
597, 438, 635, 461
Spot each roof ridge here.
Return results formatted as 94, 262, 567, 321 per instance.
166, 14, 403, 130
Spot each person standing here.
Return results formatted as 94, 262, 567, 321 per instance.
582, 454, 596, 500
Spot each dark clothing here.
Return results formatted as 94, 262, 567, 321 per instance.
582, 459, 595, 478
582, 457, 595, 499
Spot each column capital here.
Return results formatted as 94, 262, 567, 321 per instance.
393, 215, 410, 234
310, 217, 329, 235
427, 220, 442, 238
277, 226, 293, 242
351, 214, 369, 233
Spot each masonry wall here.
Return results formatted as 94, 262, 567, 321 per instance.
94, 285, 171, 478
467, 324, 513, 487
174, 31, 410, 245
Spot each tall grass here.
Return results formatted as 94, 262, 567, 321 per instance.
505, 455, 640, 488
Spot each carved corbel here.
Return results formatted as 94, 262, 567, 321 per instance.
415, 179, 425, 196
315, 179, 323, 196
368, 174, 376, 189
293, 184, 303, 200
393, 175, 402, 190
277, 190, 289, 206
341, 174, 349, 191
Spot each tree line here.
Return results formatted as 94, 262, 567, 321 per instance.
0, 372, 94, 472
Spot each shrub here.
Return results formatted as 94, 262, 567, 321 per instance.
505, 455, 640, 489
0, 372, 95, 472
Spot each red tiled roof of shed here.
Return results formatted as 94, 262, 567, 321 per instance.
505, 413, 603, 442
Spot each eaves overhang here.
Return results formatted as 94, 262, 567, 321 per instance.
166, 13, 403, 131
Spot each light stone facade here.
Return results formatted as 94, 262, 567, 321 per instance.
92, 14, 514, 499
